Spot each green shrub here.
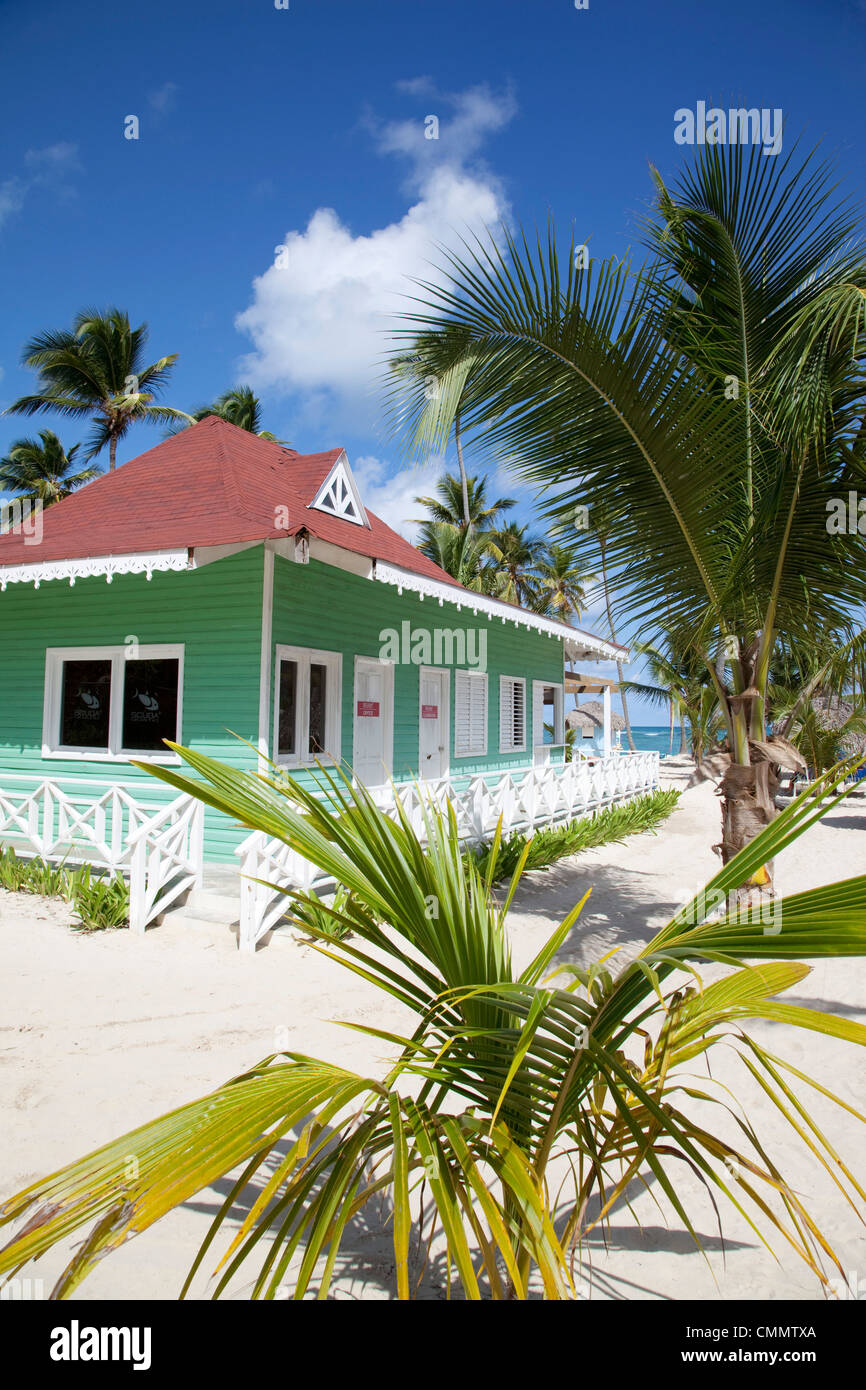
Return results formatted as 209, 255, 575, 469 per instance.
67, 867, 130, 932
0, 847, 71, 897
469, 788, 681, 884
0, 846, 129, 930
0, 847, 34, 893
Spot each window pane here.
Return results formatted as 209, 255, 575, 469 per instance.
59, 660, 112, 748
543, 686, 555, 744
309, 662, 327, 754
122, 659, 179, 751
278, 660, 298, 757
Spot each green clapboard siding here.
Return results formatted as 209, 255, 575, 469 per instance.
0, 547, 263, 862
271, 554, 565, 789
0, 544, 568, 867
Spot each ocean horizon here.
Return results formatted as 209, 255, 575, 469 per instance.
576, 724, 688, 756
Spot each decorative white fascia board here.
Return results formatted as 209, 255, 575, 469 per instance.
309, 451, 371, 529
373, 561, 627, 662
565, 635, 629, 665
0, 549, 193, 592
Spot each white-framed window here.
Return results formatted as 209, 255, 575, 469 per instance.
499, 675, 526, 754
274, 644, 342, 765
42, 645, 184, 761
454, 670, 488, 758
533, 681, 564, 746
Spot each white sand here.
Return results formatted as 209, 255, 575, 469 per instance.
2, 763, 865, 1301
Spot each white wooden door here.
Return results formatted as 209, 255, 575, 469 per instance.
419, 668, 449, 780
353, 658, 393, 787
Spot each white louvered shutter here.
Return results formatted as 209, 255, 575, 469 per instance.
499, 677, 525, 752
455, 672, 487, 756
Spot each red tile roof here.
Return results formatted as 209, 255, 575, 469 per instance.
0, 416, 458, 587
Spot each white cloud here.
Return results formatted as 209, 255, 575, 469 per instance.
148, 82, 178, 116
0, 178, 25, 229
235, 84, 516, 428
369, 83, 516, 192
0, 143, 80, 230
352, 454, 444, 539
24, 142, 80, 172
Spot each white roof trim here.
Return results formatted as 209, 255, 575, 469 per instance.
309, 451, 370, 529
0, 549, 192, 592
373, 561, 628, 662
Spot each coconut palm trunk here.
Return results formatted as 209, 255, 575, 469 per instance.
455, 408, 471, 529
598, 533, 637, 752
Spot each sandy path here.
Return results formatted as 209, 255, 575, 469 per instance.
2, 764, 865, 1300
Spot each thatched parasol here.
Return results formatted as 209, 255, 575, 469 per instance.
810, 694, 865, 755
566, 707, 599, 737
773, 693, 866, 757
577, 699, 626, 733
811, 694, 854, 730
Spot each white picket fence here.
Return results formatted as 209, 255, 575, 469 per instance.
127, 796, 204, 933
0, 776, 167, 871
235, 752, 660, 953
0, 752, 659, 950
0, 775, 203, 934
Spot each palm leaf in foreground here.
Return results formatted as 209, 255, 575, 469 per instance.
1, 754, 865, 1299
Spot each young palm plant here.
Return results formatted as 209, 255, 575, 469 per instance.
1, 750, 865, 1300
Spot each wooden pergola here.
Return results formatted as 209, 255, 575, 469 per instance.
564, 669, 621, 754
564, 668, 620, 695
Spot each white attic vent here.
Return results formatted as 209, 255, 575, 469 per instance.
310, 453, 369, 528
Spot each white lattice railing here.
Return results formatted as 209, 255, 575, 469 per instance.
0, 775, 204, 935
128, 795, 204, 934
236, 752, 660, 953
0, 776, 168, 871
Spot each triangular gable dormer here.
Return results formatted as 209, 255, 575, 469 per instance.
309, 451, 369, 528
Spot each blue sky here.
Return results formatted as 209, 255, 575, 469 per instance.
1, 0, 864, 724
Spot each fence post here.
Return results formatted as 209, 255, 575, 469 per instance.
129, 836, 147, 934
192, 802, 205, 890
238, 837, 258, 954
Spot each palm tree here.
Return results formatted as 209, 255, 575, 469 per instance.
484, 522, 549, 607
390, 330, 490, 528
415, 518, 494, 589
531, 544, 595, 620
625, 632, 724, 763
414, 471, 516, 531
6, 308, 189, 469
183, 386, 288, 443
0, 431, 101, 505
2, 748, 866, 1299
393, 141, 866, 887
